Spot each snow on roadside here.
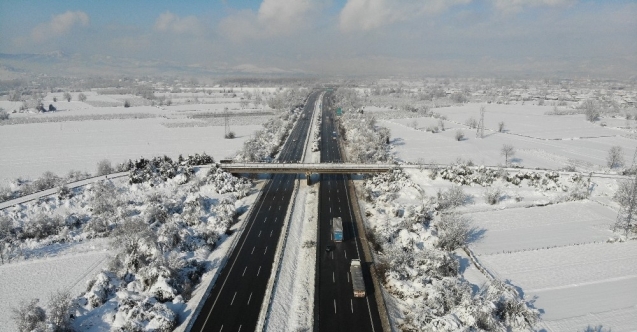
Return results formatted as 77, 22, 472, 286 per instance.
265, 183, 317, 331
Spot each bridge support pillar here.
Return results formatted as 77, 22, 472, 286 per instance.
306, 172, 312, 185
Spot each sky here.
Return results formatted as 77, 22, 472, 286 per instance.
0, 0, 635, 78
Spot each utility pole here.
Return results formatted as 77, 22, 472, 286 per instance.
615, 148, 637, 236
476, 105, 485, 138
224, 107, 230, 138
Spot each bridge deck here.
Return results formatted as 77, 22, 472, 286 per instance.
220, 163, 393, 174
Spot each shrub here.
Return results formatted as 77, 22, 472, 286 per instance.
484, 187, 503, 205
12, 298, 46, 332
455, 129, 464, 141
96, 159, 114, 176
225, 131, 236, 139
465, 117, 478, 129
124, 100, 131, 108
437, 185, 468, 210
0, 109, 9, 120
78, 92, 87, 102
63, 92, 72, 102
436, 213, 473, 251
47, 290, 73, 331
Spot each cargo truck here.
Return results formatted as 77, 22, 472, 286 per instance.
350, 259, 366, 297
332, 217, 343, 242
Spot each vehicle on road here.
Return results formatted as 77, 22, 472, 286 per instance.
350, 259, 365, 297
333, 217, 343, 242
325, 245, 333, 252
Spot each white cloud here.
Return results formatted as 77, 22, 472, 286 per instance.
219, 0, 323, 41
491, 0, 576, 13
31, 11, 89, 42
257, 0, 315, 32
154, 11, 203, 34
339, 0, 471, 32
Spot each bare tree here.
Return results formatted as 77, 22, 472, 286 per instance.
607, 146, 624, 169
583, 100, 599, 122
501, 144, 515, 165
614, 178, 637, 236
498, 121, 505, 132
63, 92, 71, 102
78, 92, 87, 102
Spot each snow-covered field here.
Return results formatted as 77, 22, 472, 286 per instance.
0, 90, 275, 182
382, 103, 636, 170
0, 249, 110, 328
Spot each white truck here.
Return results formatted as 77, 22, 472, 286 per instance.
350, 259, 366, 298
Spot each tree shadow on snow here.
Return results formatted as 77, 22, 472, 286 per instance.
467, 227, 486, 244
390, 137, 405, 146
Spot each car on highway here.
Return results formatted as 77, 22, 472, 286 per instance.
325, 245, 333, 252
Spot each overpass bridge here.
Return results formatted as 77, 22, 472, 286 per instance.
220, 162, 392, 175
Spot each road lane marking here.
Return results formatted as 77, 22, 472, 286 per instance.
269, 206, 272, 211
258, 231, 261, 237
199, 171, 277, 331
230, 292, 237, 305
334, 300, 337, 314
247, 292, 252, 305
251, 246, 255, 254
264, 246, 268, 254
347, 272, 350, 283
351, 299, 354, 313
344, 250, 347, 259
270, 230, 273, 237
331, 251, 333, 259
366, 297, 376, 332
333, 271, 335, 283
242, 266, 247, 276
220, 325, 223, 331
257, 266, 261, 276
238, 325, 242, 332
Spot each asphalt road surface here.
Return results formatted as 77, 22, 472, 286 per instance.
315, 92, 383, 332
190, 91, 320, 332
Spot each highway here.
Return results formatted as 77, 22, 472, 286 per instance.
190, 91, 320, 332
315, 92, 384, 331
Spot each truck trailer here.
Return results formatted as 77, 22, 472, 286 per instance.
350, 259, 366, 297
332, 217, 343, 242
